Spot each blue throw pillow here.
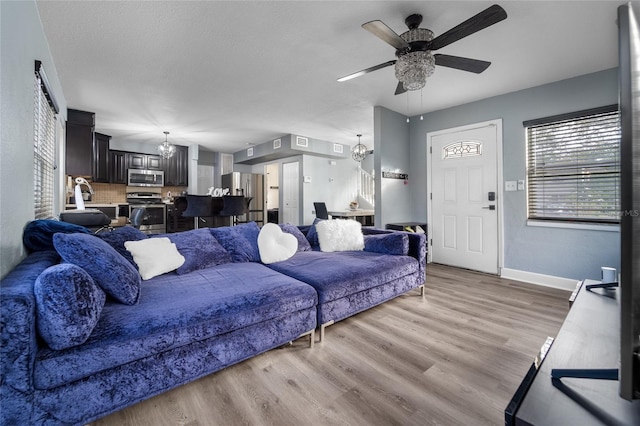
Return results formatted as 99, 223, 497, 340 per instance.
306, 218, 324, 247
34, 263, 106, 350
98, 226, 148, 268
279, 223, 312, 252
162, 228, 232, 274
53, 233, 141, 305
210, 222, 261, 263
363, 232, 409, 256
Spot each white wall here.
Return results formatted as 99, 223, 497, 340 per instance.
1, 1, 67, 278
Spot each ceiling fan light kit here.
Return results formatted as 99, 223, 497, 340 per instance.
338, 4, 508, 95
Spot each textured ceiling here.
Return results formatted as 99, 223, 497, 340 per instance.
36, 1, 621, 153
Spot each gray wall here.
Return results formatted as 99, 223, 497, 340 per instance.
1, 1, 67, 278
374, 106, 414, 228
401, 68, 620, 281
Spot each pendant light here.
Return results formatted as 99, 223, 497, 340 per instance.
158, 131, 176, 159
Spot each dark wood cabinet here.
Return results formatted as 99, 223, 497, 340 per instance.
166, 205, 195, 233
109, 150, 127, 184
127, 153, 162, 171
65, 109, 95, 177
163, 145, 189, 186
92, 132, 110, 183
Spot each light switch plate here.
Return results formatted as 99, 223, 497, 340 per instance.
517, 180, 525, 191
505, 181, 517, 192
303, 176, 311, 183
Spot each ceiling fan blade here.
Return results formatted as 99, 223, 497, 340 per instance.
428, 4, 507, 51
337, 60, 396, 82
362, 20, 410, 50
434, 54, 491, 73
394, 81, 406, 95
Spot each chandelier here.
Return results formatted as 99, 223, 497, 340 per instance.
351, 134, 368, 162
394, 28, 436, 91
158, 131, 176, 159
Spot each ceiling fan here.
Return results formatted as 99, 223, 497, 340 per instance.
337, 4, 508, 95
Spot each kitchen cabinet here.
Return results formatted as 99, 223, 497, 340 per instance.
65, 109, 95, 177
109, 150, 127, 184
93, 133, 110, 183
163, 145, 189, 186
127, 153, 162, 171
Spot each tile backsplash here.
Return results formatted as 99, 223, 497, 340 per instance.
75, 182, 187, 204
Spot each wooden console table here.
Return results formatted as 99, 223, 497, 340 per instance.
328, 209, 374, 226
506, 280, 640, 425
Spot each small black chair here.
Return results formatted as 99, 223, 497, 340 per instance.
313, 202, 329, 220
129, 207, 147, 229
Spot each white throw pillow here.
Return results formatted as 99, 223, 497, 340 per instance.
316, 219, 364, 252
124, 237, 185, 280
257, 223, 298, 264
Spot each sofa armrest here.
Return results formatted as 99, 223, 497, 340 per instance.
1, 251, 58, 392
362, 228, 427, 282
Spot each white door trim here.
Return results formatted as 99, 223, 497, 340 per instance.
426, 119, 504, 273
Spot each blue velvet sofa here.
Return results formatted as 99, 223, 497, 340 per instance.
272, 224, 426, 340
0, 220, 425, 425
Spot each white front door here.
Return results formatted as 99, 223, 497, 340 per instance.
282, 161, 300, 225
429, 121, 501, 274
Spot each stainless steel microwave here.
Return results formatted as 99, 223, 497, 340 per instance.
127, 169, 164, 187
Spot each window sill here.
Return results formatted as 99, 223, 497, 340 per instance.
527, 220, 620, 232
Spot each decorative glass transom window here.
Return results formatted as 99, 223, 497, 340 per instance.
442, 140, 483, 159
524, 105, 620, 224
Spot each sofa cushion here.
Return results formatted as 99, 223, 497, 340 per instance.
33, 262, 317, 389
364, 232, 409, 256
210, 222, 261, 262
53, 233, 141, 305
125, 238, 185, 280
34, 264, 106, 350
162, 228, 232, 274
23, 219, 92, 252
98, 226, 148, 268
266, 250, 419, 304
258, 223, 298, 264
316, 219, 364, 252
279, 223, 312, 252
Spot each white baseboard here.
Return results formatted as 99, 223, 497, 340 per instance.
500, 268, 577, 291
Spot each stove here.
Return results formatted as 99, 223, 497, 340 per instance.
126, 192, 166, 234
126, 192, 163, 205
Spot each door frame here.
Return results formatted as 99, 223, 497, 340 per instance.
426, 119, 505, 273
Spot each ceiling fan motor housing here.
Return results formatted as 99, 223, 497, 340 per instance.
395, 24, 435, 90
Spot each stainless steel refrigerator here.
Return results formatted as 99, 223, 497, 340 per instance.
221, 172, 264, 225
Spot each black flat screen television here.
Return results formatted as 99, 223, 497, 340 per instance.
618, 1, 640, 402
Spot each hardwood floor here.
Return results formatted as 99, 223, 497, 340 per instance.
89, 264, 571, 426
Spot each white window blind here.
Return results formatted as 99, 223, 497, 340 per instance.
34, 61, 58, 219
525, 105, 621, 224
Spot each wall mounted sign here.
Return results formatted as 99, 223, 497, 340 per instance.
382, 171, 408, 180
206, 187, 231, 197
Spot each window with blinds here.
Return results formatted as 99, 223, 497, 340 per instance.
34, 61, 59, 219
525, 105, 621, 224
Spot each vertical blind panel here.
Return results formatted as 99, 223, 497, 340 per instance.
526, 110, 620, 223
34, 74, 56, 220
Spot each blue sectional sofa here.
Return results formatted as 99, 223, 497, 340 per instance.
1, 220, 425, 425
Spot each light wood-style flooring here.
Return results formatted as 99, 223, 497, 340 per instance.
89, 264, 571, 426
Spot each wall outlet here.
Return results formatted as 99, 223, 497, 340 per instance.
517, 180, 525, 191
505, 181, 517, 192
